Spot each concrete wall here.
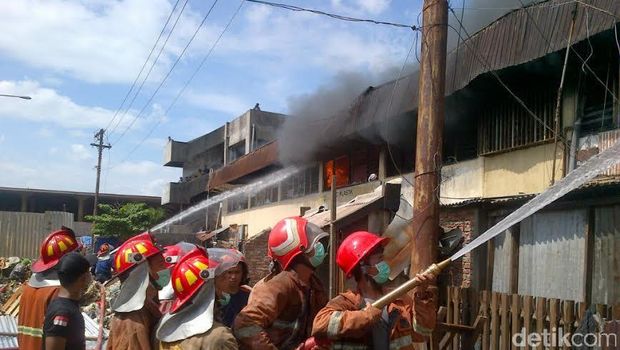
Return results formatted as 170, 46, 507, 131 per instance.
483, 143, 563, 197
441, 158, 484, 204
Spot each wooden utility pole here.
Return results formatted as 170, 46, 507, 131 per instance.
411, 0, 448, 275
91, 129, 111, 248
329, 172, 337, 299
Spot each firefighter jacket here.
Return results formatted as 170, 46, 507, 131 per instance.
233, 270, 328, 350
311, 286, 437, 350
17, 284, 59, 350
159, 322, 238, 350
107, 285, 162, 350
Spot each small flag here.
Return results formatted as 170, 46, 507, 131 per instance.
52, 315, 69, 327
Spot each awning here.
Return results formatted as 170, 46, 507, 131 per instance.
304, 183, 401, 230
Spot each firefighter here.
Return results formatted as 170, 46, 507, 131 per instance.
17, 227, 80, 350
311, 231, 437, 350
107, 232, 166, 350
156, 247, 238, 349
158, 242, 198, 314
207, 248, 251, 327
233, 216, 329, 349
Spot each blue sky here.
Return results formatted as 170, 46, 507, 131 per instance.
0, 0, 518, 196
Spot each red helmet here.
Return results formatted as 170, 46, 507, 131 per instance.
170, 248, 211, 313
268, 217, 328, 270
207, 248, 247, 277
32, 227, 80, 273
336, 231, 388, 277
113, 232, 162, 277
163, 242, 197, 268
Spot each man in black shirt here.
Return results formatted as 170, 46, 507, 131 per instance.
43, 252, 92, 350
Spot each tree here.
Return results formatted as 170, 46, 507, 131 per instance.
86, 202, 164, 239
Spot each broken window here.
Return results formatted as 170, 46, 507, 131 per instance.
478, 85, 555, 155
281, 165, 319, 200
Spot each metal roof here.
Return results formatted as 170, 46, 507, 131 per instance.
281, 0, 620, 162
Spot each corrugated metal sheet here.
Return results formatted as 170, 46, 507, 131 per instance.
491, 227, 517, 294
282, 0, 620, 162
598, 129, 620, 175
0, 314, 105, 350
518, 209, 586, 301
0, 316, 18, 350
0, 211, 73, 258
592, 205, 620, 304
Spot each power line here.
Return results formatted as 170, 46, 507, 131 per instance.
245, 0, 416, 30
108, 0, 191, 137
112, 0, 244, 165
447, 7, 568, 148
112, 0, 220, 146
515, 0, 619, 105
104, 0, 184, 133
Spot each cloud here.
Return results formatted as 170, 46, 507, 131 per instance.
70, 144, 92, 161
330, 0, 391, 16
221, 2, 411, 74
0, 80, 142, 129
0, 0, 201, 84
105, 160, 179, 195
184, 91, 249, 115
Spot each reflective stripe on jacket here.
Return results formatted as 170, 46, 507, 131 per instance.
311, 286, 437, 350
17, 284, 59, 350
233, 270, 327, 350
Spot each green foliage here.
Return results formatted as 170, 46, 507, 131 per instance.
86, 202, 164, 239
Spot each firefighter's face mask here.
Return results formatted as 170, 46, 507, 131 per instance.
156, 269, 171, 289
309, 242, 326, 267
218, 292, 231, 306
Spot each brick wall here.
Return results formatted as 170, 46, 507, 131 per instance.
440, 207, 477, 288
242, 229, 271, 286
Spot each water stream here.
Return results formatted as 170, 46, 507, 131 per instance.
151, 166, 301, 232
449, 140, 620, 261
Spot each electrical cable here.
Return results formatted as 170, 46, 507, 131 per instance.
111, 0, 220, 146
245, 0, 416, 30
103, 0, 183, 133
111, 0, 244, 166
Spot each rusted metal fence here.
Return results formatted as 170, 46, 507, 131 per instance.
444, 286, 620, 350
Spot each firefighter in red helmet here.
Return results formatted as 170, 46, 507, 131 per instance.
156, 247, 238, 349
18, 227, 80, 350
311, 231, 437, 350
233, 217, 329, 350
106, 232, 166, 350
158, 242, 197, 314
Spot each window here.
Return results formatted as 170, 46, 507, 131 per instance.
323, 156, 350, 189
579, 72, 618, 135
227, 194, 248, 213
281, 166, 319, 200
228, 141, 246, 162
250, 185, 278, 208
478, 85, 555, 155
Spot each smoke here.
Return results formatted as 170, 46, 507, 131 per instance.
278, 0, 541, 164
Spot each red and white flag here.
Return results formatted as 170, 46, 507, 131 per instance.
52, 315, 69, 327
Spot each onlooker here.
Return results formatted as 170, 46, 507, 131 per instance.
94, 243, 114, 283
42, 252, 92, 350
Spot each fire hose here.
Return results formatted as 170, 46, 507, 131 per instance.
95, 282, 106, 350
371, 258, 451, 309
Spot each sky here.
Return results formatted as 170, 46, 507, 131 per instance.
0, 0, 522, 196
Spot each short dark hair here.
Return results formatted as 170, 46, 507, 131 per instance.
57, 252, 91, 286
